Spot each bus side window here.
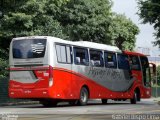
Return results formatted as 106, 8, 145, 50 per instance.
104, 52, 117, 68
90, 50, 104, 67
74, 47, 89, 66
117, 54, 130, 70
55, 44, 72, 64
129, 56, 140, 70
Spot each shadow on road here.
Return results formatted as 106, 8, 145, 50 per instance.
2, 99, 156, 108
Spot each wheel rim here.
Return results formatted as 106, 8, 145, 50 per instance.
81, 90, 87, 102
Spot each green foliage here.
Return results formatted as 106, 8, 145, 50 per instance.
0, 49, 8, 78
0, 0, 139, 50
156, 65, 160, 86
0, 0, 69, 78
0, 0, 68, 51
0, 58, 8, 78
137, 0, 160, 47
59, 0, 139, 50
108, 14, 139, 50
59, 0, 113, 44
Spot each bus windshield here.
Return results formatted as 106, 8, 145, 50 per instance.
12, 39, 46, 59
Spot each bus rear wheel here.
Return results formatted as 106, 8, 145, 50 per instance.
78, 87, 88, 106
130, 92, 137, 104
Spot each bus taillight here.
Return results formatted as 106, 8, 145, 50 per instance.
49, 65, 53, 87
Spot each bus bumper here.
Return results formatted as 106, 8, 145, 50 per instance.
141, 88, 151, 98
9, 88, 50, 99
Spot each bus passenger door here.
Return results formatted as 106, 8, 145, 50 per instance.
140, 57, 151, 87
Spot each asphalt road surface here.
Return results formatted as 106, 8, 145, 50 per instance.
0, 99, 159, 120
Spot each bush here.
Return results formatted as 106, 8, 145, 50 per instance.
0, 49, 9, 78
0, 58, 9, 78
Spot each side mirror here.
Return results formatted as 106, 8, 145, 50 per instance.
149, 63, 156, 76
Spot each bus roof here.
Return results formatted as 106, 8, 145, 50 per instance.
123, 50, 146, 56
12, 36, 121, 52
73, 41, 120, 52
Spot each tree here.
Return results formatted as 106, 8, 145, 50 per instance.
0, 0, 140, 78
0, 0, 70, 78
108, 14, 139, 50
59, 0, 113, 44
137, 0, 160, 47
0, 0, 69, 50
59, 0, 139, 50
156, 65, 160, 86
0, 0, 139, 51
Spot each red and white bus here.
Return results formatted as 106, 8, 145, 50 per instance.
9, 36, 152, 106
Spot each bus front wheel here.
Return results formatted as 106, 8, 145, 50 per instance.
78, 87, 88, 106
130, 92, 137, 104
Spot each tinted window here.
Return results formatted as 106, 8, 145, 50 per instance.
90, 50, 104, 67
74, 47, 89, 65
104, 52, 117, 68
118, 54, 130, 70
13, 39, 46, 59
129, 56, 140, 70
141, 56, 149, 69
140, 56, 150, 87
56, 44, 72, 64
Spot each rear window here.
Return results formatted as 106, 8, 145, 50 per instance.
12, 39, 46, 59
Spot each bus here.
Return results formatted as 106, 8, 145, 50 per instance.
9, 36, 152, 106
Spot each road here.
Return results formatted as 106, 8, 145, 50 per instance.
0, 99, 159, 120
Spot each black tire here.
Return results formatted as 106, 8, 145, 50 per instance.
137, 92, 141, 102
130, 92, 137, 104
78, 87, 88, 106
40, 100, 57, 107
101, 99, 108, 104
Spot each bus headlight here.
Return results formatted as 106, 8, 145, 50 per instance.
146, 90, 150, 95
